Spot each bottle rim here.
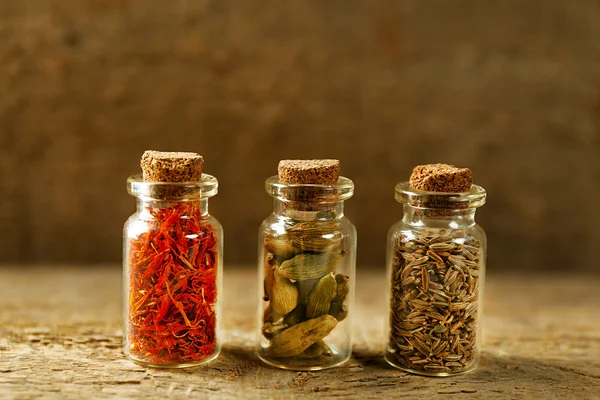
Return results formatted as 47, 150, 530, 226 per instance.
127, 173, 218, 199
265, 175, 354, 202
395, 181, 486, 209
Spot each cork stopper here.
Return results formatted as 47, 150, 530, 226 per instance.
409, 163, 472, 193
278, 159, 340, 185
141, 150, 204, 182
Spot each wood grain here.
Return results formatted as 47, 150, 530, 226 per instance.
0, 266, 599, 399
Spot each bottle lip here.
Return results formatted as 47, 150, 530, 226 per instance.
127, 173, 218, 199
265, 175, 354, 202
395, 181, 486, 209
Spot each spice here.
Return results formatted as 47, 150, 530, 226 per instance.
385, 163, 486, 375
387, 234, 481, 373
127, 202, 218, 364
262, 227, 348, 362
259, 159, 354, 369
125, 150, 220, 366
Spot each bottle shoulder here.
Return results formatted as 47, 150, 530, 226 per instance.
260, 214, 356, 237
387, 220, 486, 241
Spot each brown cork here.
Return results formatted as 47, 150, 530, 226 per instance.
278, 159, 340, 185
409, 163, 472, 193
140, 150, 204, 182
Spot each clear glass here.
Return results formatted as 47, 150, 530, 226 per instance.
384, 182, 487, 376
123, 174, 223, 368
257, 176, 357, 370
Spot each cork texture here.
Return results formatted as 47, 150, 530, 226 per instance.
0, 0, 599, 271
278, 159, 340, 185
140, 150, 203, 182
409, 164, 473, 193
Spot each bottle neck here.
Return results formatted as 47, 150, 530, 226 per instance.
402, 204, 477, 229
136, 198, 209, 216
273, 199, 344, 221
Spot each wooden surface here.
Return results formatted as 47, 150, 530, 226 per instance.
0, 266, 599, 400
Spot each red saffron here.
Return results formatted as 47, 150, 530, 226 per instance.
127, 202, 218, 364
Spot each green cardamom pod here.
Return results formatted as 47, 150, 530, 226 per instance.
266, 315, 338, 357
297, 278, 320, 305
262, 319, 287, 339
283, 303, 306, 327
314, 340, 333, 357
270, 268, 299, 315
296, 340, 332, 359
287, 221, 343, 252
263, 304, 284, 325
296, 343, 324, 359
279, 251, 345, 281
264, 235, 297, 261
328, 301, 348, 322
263, 253, 275, 301
306, 273, 337, 319
263, 305, 272, 324
332, 274, 350, 303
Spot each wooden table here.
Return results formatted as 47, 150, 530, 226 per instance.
1, 266, 599, 399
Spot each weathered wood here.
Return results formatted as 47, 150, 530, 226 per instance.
0, 267, 599, 399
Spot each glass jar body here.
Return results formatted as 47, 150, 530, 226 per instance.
257, 199, 357, 371
123, 197, 223, 368
384, 206, 487, 376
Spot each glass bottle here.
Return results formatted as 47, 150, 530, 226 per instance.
123, 174, 223, 368
385, 182, 487, 376
257, 176, 357, 370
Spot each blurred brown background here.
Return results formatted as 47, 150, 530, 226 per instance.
0, 0, 598, 271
